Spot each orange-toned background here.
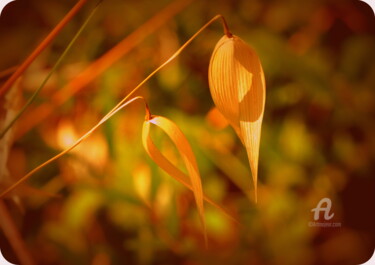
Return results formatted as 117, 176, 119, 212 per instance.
0, 0, 374, 264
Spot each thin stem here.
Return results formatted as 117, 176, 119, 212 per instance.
144, 102, 151, 121
0, 0, 88, 98
0, 97, 149, 198
0, 2, 100, 139
219, 15, 233, 38
103, 14, 231, 120
15, 0, 195, 139
0, 14, 232, 197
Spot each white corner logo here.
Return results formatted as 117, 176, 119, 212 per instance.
0, 0, 15, 17
311, 197, 334, 221
309, 197, 341, 228
359, 0, 375, 16
0, 248, 16, 265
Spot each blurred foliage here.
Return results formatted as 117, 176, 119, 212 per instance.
0, 0, 374, 264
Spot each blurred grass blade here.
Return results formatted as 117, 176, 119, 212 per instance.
0, 1, 101, 139
0, 83, 21, 183
142, 116, 207, 244
0, 0, 88, 98
16, 0, 195, 139
0, 65, 17, 79
209, 35, 266, 202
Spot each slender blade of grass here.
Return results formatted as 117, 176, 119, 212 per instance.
0, 1, 101, 139
16, 0, 196, 139
0, 0, 88, 98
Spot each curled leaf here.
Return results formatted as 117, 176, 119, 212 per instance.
142, 115, 207, 244
142, 116, 238, 225
209, 34, 266, 202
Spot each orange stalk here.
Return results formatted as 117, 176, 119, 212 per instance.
1, 95, 239, 224
103, 14, 230, 121
0, 65, 17, 79
3, 12, 232, 197
0, 0, 88, 98
16, 0, 195, 139
0, 97, 147, 198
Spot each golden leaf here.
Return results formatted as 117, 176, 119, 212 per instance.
142, 115, 207, 244
209, 35, 266, 202
142, 116, 239, 226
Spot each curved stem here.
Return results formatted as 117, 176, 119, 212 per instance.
15, 0, 195, 139
0, 96, 149, 198
0, 2, 100, 139
0, 14, 232, 197
103, 14, 232, 120
219, 15, 233, 38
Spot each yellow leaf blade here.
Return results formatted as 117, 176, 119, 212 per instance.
234, 37, 266, 203
142, 116, 207, 243
142, 120, 190, 186
142, 120, 239, 226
